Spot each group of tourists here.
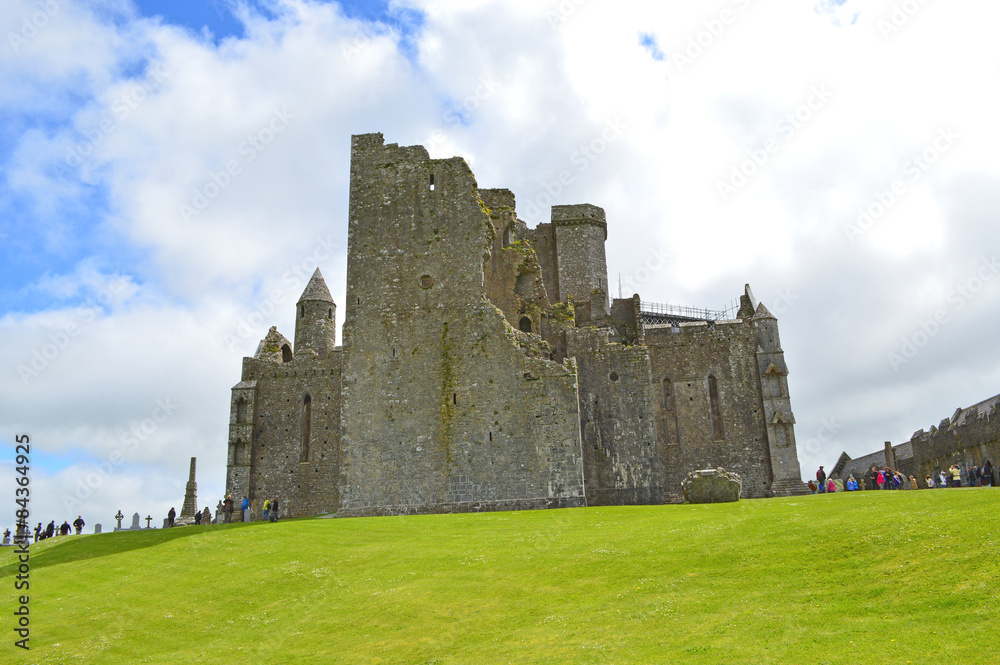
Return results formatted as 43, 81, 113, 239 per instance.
809, 460, 996, 493
27, 516, 85, 542
925, 461, 995, 488
219, 494, 280, 524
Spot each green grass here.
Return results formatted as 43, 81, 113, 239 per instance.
1, 489, 997, 664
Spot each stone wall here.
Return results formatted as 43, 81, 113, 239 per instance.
567, 326, 664, 505
227, 346, 343, 517
645, 319, 775, 498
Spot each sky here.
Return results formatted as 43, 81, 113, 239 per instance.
2, 0, 999, 534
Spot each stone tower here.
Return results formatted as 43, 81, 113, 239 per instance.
747, 286, 807, 496
551, 204, 609, 321
337, 133, 585, 514
295, 268, 336, 359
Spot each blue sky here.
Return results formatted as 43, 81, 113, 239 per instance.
2, 0, 999, 534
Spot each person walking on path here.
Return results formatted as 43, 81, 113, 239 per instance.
983, 460, 995, 487
263, 498, 270, 522
73, 516, 85, 534
224, 495, 234, 523
241, 496, 249, 522
816, 466, 827, 493
167, 507, 176, 528
270, 497, 279, 522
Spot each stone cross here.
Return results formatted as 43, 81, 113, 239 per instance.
115, 510, 124, 530
145, 516, 153, 529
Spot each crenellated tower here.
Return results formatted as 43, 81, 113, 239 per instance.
551, 204, 609, 321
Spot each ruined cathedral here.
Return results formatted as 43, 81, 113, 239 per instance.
225, 133, 808, 518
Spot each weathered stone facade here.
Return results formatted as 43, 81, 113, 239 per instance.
831, 394, 1000, 488
225, 133, 808, 517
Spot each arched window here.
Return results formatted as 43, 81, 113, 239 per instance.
661, 378, 679, 445
300, 394, 312, 462
519, 316, 532, 333
235, 398, 248, 423
708, 375, 725, 441
281, 344, 292, 363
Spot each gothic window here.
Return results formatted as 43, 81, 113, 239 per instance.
281, 344, 293, 363
662, 378, 679, 445
519, 316, 532, 333
235, 398, 248, 423
708, 375, 725, 442
301, 395, 312, 463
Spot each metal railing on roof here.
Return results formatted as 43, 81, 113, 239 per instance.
639, 300, 738, 324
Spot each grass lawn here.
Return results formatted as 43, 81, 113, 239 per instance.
1, 488, 997, 664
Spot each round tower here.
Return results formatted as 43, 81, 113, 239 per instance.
294, 268, 337, 358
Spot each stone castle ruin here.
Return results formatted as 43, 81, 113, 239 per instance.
225, 133, 808, 518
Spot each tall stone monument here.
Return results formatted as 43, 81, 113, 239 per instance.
177, 457, 198, 525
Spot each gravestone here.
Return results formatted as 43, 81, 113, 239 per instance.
94, 524, 102, 534
130, 513, 141, 530
682, 468, 742, 504
2, 533, 9, 546
163, 518, 169, 529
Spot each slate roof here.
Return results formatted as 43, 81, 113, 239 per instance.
298, 268, 334, 303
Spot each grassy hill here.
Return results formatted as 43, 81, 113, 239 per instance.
2, 489, 997, 664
